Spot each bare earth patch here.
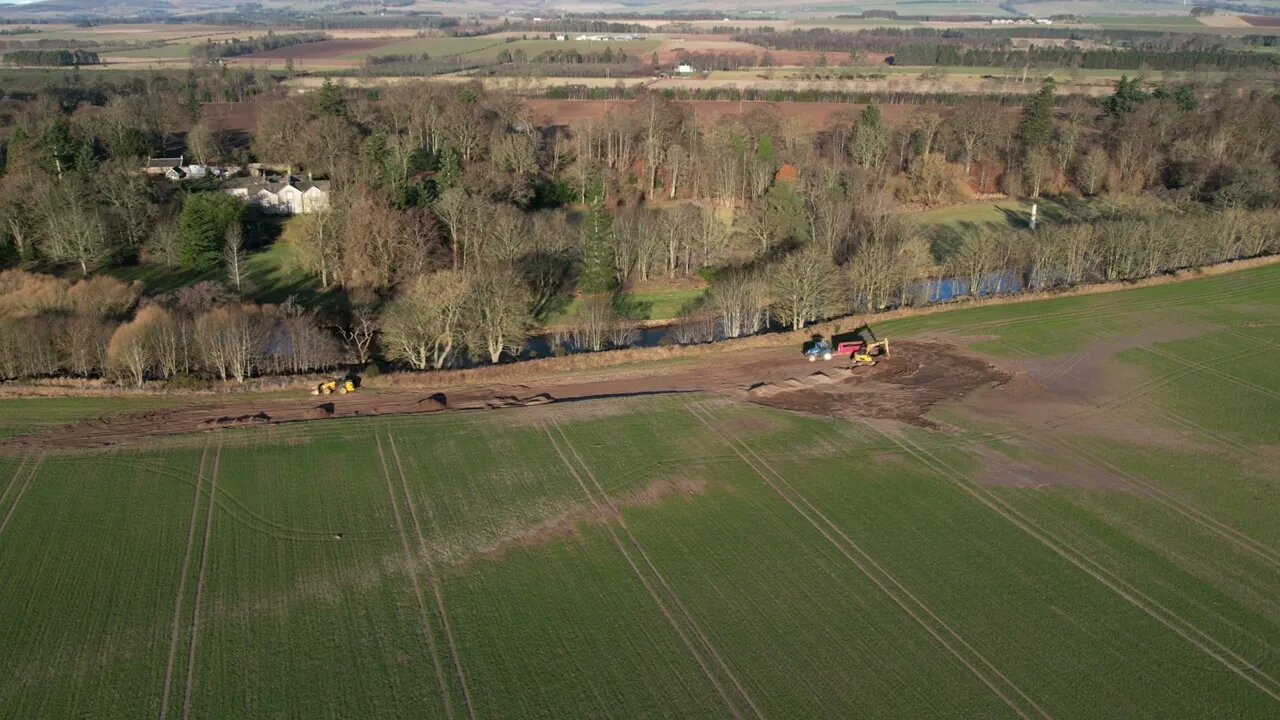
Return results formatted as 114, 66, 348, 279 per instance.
2, 340, 1006, 452
972, 446, 1127, 491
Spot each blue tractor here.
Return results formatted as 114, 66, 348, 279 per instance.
804, 339, 834, 362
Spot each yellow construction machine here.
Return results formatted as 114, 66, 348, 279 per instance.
312, 377, 356, 396
851, 339, 890, 367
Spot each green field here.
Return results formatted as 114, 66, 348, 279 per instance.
552, 286, 707, 325
104, 43, 196, 59
814, 0, 1016, 16
908, 196, 1095, 229
337, 36, 498, 61
337, 36, 662, 63
111, 239, 339, 310
1, 263, 1277, 717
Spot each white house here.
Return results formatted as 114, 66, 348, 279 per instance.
222, 176, 331, 215
675, 64, 696, 75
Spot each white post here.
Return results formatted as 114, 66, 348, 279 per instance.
1030, 203, 1038, 230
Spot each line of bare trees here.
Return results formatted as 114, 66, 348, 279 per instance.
0, 272, 338, 384
684, 204, 1280, 341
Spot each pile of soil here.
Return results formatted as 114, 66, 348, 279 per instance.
198, 412, 271, 429
302, 404, 335, 420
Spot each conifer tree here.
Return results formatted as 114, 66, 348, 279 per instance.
578, 180, 615, 294
1018, 78, 1056, 154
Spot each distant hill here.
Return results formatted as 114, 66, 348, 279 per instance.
8, 0, 177, 15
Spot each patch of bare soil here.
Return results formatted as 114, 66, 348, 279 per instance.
957, 323, 1216, 449
466, 476, 708, 566
971, 446, 1126, 491
742, 341, 1010, 427
0, 340, 1007, 452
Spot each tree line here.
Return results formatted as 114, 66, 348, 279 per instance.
888, 44, 1278, 72
0, 270, 337, 384
511, 47, 632, 64
190, 31, 330, 62
2, 50, 100, 66
735, 26, 1271, 53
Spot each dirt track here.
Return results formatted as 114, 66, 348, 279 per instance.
0, 340, 1006, 453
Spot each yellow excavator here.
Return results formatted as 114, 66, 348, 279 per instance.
852, 339, 890, 366
312, 377, 356, 396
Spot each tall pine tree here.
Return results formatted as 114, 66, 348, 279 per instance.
179, 193, 244, 271
578, 180, 615, 295
1018, 78, 1056, 154
313, 79, 347, 118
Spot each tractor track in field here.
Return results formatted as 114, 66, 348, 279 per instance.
543, 420, 763, 720
997, 336, 1280, 571
1038, 342, 1268, 431
1040, 433, 1280, 571
386, 434, 477, 720
0, 454, 41, 540
0, 454, 29, 526
180, 442, 220, 720
1134, 400, 1257, 456
870, 423, 1280, 703
684, 401, 1054, 720
938, 269, 1280, 337
1136, 344, 1280, 401
376, 435, 457, 720
551, 421, 765, 720
158, 445, 209, 720
90, 456, 366, 545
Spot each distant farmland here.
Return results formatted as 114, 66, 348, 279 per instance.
0, 263, 1278, 717
235, 35, 662, 69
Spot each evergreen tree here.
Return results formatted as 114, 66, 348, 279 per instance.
1104, 75, 1148, 117
178, 192, 243, 271
73, 141, 98, 176
38, 119, 79, 177
1018, 78, 1056, 154
181, 68, 202, 123
314, 79, 347, 118
436, 147, 460, 191
578, 181, 615, 295
360, 132, 394, 188
858, 104, 881, 128
5, 127, 26, 175
851, 105, 886, 168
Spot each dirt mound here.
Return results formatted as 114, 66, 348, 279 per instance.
478, 392, 556, 410
417, 393, 448, 411
302, 403, 335, 420
200, 412, 271, 428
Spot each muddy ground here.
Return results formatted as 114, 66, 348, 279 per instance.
0, 340, 1008, 452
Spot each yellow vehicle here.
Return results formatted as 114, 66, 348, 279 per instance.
852, 339, 890, 367
312, 378, 357, 395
